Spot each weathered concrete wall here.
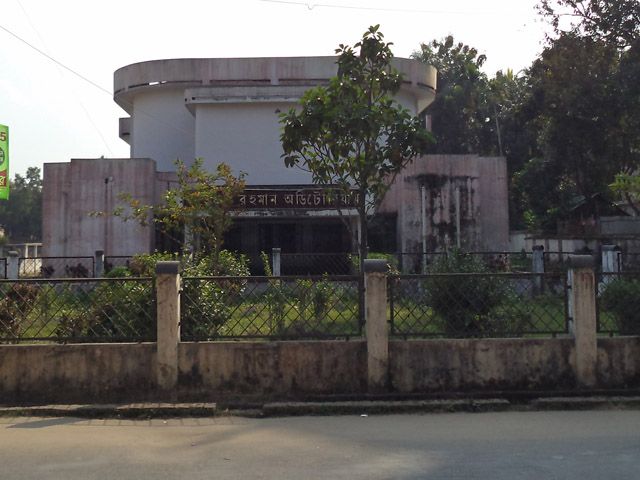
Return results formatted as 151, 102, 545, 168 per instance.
42, 158, 156, 257
0, 343, 156, 403
2, 337, 640, 402
597, 337, 640, 388
379, 155, 509, 256
178, 341, 367, 398
389, 339, 576, 392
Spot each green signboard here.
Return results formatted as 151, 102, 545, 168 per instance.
0, 124, 8, 200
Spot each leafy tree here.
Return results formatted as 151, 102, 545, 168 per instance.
539, 0, 640, 49
280, 25, 433, 267
113, 159, 245, 271
0, 167, 42, 242
412, 36, 489, 154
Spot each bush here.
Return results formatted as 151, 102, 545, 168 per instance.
600, 277, 640, 334
0, 283, 40, 338
425, 250, 516, 337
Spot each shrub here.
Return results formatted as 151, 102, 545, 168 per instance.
424, 250, 514, 337
0, 283, 40, 338
600, 277, 640, 334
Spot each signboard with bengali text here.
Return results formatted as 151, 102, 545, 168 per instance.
0, 124, 8, 200
234, 188, 360, 210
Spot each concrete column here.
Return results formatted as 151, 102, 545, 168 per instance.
272, 248, 281, 277
364, 259, 389, 392
568, 255, 597, 388
7, 251, 19, 280
95, 250, 105, 278
156, 261, 181, 396
532, 245, 545, 294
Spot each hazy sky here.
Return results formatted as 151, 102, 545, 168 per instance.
0, 0, 548, 176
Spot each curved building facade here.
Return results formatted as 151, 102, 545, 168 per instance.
114, 57, 437, 182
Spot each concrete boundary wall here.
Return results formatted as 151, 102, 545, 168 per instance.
1, 258, 640, 403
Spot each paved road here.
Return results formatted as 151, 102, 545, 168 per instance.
0, 410, 638, 479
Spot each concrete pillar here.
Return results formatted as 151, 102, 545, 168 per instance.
7, 251, 19, 280
532, 245, 545, 294
156, 261, 181, 396
272, 248, 281, 277
568, 255, 597, 388
600, 245, 620, 293
95, 250, 105, 278
364, 259, 389, 392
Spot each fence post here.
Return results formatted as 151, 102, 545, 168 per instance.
568, 255, 597, 388
7, 251, 19, 279
532, 245, 544, 293
272, 248, 281, 276
95, 250, 105, 278
156, 261, 181, 397
364, 259, 390, 392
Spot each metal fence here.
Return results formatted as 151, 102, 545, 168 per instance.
0, 258, 5, 279
617, 252, 640, 272
18, 256, 95, 278
104, 256, 133, 274
181, 275, 361, 340
280, 253, 355, 275
0, 277, 156, 343
389, 272, 568, 338
596, 271, 640, 335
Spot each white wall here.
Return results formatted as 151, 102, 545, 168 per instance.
131, 89, 195, 171
194, 102, 312, 185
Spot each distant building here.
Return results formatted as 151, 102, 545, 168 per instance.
42, 56, 508, 265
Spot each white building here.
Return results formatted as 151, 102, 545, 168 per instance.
44, 56, 438, 262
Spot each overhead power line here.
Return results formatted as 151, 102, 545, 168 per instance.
258, 0, 492, 15
0, 22, 112, 95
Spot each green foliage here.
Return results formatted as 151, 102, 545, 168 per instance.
424, 250, 519, 336
413, 35, 489, 154
0, 167, 42, 242
601, 278, 640, 334
281, 25, 433, 264
539, 0, 640, 49
111, 159, 245, 262
0, 283, 39, 338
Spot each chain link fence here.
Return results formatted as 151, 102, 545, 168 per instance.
597, 271, 640, 336
389, 272, 568, 338
0, 277, 156, 343
181, 275, 361, 340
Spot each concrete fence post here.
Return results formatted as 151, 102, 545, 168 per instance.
272, 248, 281, 277
532, 245, 545, 293
7, 251, 19, 280
568, 255, 597, 388
156, 261, 181, 396
364, 259, 390, 392
600, 245, 620, 293
95, 250, 105, 278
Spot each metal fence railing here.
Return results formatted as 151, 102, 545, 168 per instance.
180, 275, 361, 340
597, 271, 640, 336
617, 252, 640, 272
104, 256, 133, 274
0, 277, 156, 343
18, 256, 95, 279
280, 253, 355, 275
0, 258, 5, 279
389, 272, 568, 338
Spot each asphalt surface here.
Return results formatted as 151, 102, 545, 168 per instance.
0, 410, 639, 479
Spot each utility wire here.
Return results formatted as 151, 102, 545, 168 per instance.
15, 0, 113, 155
258, 0, 493, 15
0, 20, 193, 138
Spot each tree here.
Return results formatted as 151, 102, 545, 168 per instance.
0, 167, 42, 242
539, 0, 640, 49
280, 25, 433, 266
412, 36, 489, 154
114, 159, 245, 270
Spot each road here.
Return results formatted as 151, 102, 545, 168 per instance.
0, 410, 638, 479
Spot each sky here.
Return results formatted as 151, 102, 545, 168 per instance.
0, 0, 549, 177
